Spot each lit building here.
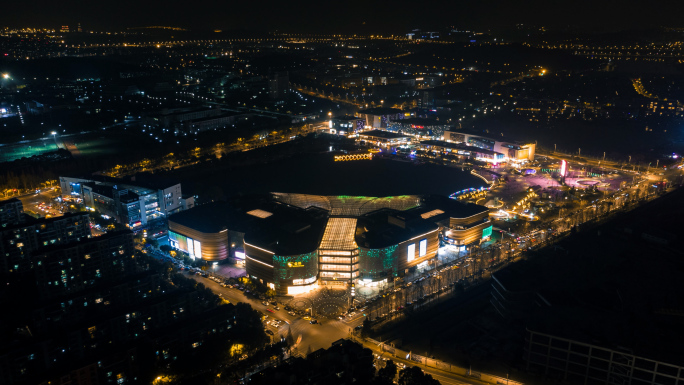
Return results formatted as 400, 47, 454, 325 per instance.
60, 25, 69, 33
60, 176, 190, 226
168, 194, 489, 294
330, 115, 365, 135
444, 131, 536, 162
33, 230, 136, 299
358, 129, 412, 147
358, 107, 404, 128
0, 212, 91, 278
168, 202, 234, 263
81, 183, 146, 228
389, 118, 453, 139
418, 140, 506, 163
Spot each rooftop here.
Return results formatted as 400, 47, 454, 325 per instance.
168, 201, 236, 233
332, 115, 363, 121
243, 203, 328, 256
319, 217, 358, 251
395, 117, 451, 127
420, 140, 503, 156
358, 107, 403, 115
359, 130, 410, 139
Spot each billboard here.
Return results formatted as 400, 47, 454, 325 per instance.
560, 159, 567, 177
419, 239, 427, 257
482, 225, 493, 239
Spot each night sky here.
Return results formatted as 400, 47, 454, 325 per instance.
1, 0, 683, 32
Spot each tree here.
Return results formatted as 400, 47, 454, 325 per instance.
265, 289, 277, 299
361, 318, 373, 338
145, 238, 159, 248
376, 359, 397, 385
285, 327, 294, 347
398, 366, 441, 385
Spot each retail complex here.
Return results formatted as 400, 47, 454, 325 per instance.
168, 193, 491, 295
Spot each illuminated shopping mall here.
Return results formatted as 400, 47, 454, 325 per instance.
168, 193, 491, 295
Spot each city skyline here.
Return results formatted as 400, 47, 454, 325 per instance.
3, 0, 684, 33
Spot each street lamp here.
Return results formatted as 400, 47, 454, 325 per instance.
2, 73, 9, 79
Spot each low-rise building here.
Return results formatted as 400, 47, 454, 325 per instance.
444, 131, 536, 162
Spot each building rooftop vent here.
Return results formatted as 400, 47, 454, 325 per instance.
247, 209, 273, 219
420, 209, 444, 219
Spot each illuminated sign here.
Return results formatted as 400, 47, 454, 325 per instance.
292, 276, 316, 285
234, 251, 246, 260
187, 237, 194, 256
287, 261, 304, 268
482, 226, 493, 239
193, 239, 202, 258
407, 243, 415, 262
560, 160, 567, 177
419, 239, 427, 257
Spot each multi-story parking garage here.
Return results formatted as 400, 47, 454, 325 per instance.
168, 193, 491, 295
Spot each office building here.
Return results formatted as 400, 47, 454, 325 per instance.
60, 176, 190, 226
81, 183, 146, 228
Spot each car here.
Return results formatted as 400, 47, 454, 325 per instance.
354, 325, 363, 330
266, 308, 275, 313
309, 319, 318, 324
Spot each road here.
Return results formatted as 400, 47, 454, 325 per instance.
188, 274, 353, 352
360, 338, 487, 385
192, 273, 484, 384
15, 187, 62, 218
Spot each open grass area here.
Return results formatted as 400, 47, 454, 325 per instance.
0, 139, 59, 162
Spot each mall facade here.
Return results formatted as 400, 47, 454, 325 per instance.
168, 193, 491, 295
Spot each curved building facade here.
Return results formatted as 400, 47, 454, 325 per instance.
171, 193, 489, 294
273, 252, 318, 295
168, 220, 228, 262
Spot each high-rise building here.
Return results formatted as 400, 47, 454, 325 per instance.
0, 198, 24, 227
77, 23, 82, 33
60, 25, 69, 33
0, 212, 91, 277
268, 71, 289, 100
33, 230, 136, 299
